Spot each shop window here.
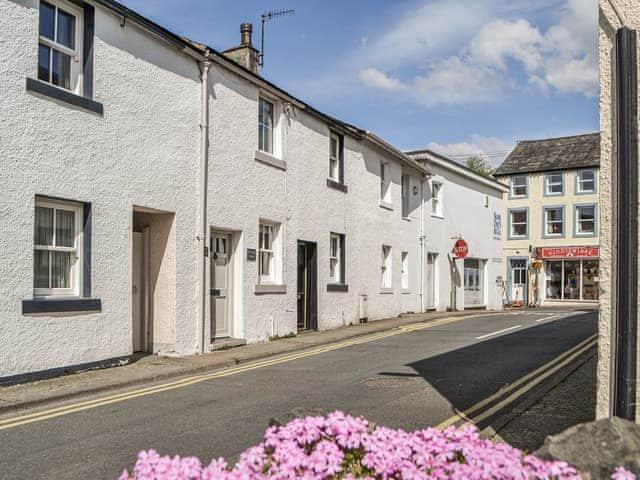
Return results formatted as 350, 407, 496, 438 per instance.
544, 259, 599, 301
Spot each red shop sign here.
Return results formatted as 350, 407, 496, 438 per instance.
536, 246, 599, 259
453, 239, 469, 259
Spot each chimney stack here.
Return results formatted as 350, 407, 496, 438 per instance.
222, 23, 260, 74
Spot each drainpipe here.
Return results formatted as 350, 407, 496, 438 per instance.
613, 27, 638, 420
198, 50, 212, 354
420, 176, 427, 312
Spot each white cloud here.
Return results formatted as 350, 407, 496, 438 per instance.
358, 68, 406, 92
467, 18, 544, 71
355, 0, 598, 105
427, 134, 513, 167
413, 58, 506, 106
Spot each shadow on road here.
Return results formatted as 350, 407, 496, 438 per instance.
381, 312, 597, 449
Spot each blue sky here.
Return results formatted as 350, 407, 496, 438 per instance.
122, 0, 598, 166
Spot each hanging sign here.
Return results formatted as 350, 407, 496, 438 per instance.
453, 239, 469, 259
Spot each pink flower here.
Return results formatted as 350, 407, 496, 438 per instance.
612, 467, 637, 480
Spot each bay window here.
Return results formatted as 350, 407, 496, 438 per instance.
34, 198, 82, 296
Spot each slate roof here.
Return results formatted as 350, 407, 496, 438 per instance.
494, 133, 600, 176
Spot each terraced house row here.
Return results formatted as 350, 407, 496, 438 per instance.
0, 0, 506, 380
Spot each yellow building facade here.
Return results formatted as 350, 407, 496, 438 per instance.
495, 134, 600, 306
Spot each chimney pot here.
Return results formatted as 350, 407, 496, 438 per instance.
241, 22, 253, 47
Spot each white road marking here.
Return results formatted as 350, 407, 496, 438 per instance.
476, 325, 522, 340
536, 315, 561, 323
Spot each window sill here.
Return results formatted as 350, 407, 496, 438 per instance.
401, 289, 411, 294
326, 178, 348, 193
379, 201, 394, 211
431, 213, 444, 219
380, 288, 393, 294
22, 297, 102, 315
26, 78, 104, 116
327, 283, 349, 292
402, 216, 411, 222
254, 284, 287, 295
255, 150, 287, 171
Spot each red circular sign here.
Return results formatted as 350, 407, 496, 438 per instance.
453, 239, 469, 258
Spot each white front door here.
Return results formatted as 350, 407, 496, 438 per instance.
464, 258, 485, 307
426, 253, 437, 309
211, 232, 232, 339
510, 259, 527, 304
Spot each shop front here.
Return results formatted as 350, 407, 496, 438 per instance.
536, 246, 600, 302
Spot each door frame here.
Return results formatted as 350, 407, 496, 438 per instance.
132, 227, 151, 352
426, 252, 439, 310
297, 240, 318, 331
507, 256, 529, 305
210, 229, 235, 340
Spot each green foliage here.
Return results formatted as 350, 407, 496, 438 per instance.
465, 155, 495, 177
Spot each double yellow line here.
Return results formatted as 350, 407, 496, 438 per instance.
0, 315, 473, 431
436, 333, 597, 430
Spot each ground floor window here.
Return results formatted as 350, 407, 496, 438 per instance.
545, 259, 599, 301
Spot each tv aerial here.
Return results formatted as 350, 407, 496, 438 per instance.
259, 8, 295, 68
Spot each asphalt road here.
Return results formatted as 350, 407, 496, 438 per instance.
0, 309, 597, 479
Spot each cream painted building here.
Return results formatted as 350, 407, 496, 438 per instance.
598, 0, 640, 423
495, 134, 600, 307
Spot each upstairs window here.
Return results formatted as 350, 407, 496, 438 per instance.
545, 173, 564, 196
380, 162, 391, 204
544, 206, 565, 237
34, 198, 82, 296
431, 181, 443, 217
381, 245, 392, 288
401, 174, 410, 218
510, 175, 528, 198
329, 132, 344, 183
509, 208, 528, 239
575, 205, 596, 236
576, 169, 596, 194
38, 0, 83, 93
258, 97, 275, 155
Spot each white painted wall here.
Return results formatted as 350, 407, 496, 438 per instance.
0, 0, 202, 377
206, 62, 425, 343
410, 154, 505, 312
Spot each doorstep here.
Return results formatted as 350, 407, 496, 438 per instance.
211, 338, 247, 351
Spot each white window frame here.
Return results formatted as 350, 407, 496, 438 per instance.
401, 251, 409, 290
431, 180, 443, 217
38, 0, 84, 94
380, 161, 391, 203
576, 170, 596, 193
258, 96, 280, 157
509, 209, 528, 239
510, 175, 528, 198
544, 206, 564, 237
329, 132, 341, 182
33, 198, 83, 297
329, 233, 342, 283
545, 173, 564, 196
258, 221, 281, 284
381, 245, 392, 288
576, 205, 596, 235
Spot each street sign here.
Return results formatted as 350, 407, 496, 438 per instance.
453, 239, 468, 258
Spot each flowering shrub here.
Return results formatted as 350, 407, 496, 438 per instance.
119, 411, 636, 480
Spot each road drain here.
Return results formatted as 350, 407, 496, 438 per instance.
361, 376, 420, 388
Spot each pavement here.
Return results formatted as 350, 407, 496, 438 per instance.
0, 308, 597, 479
0, 309, 514, 414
